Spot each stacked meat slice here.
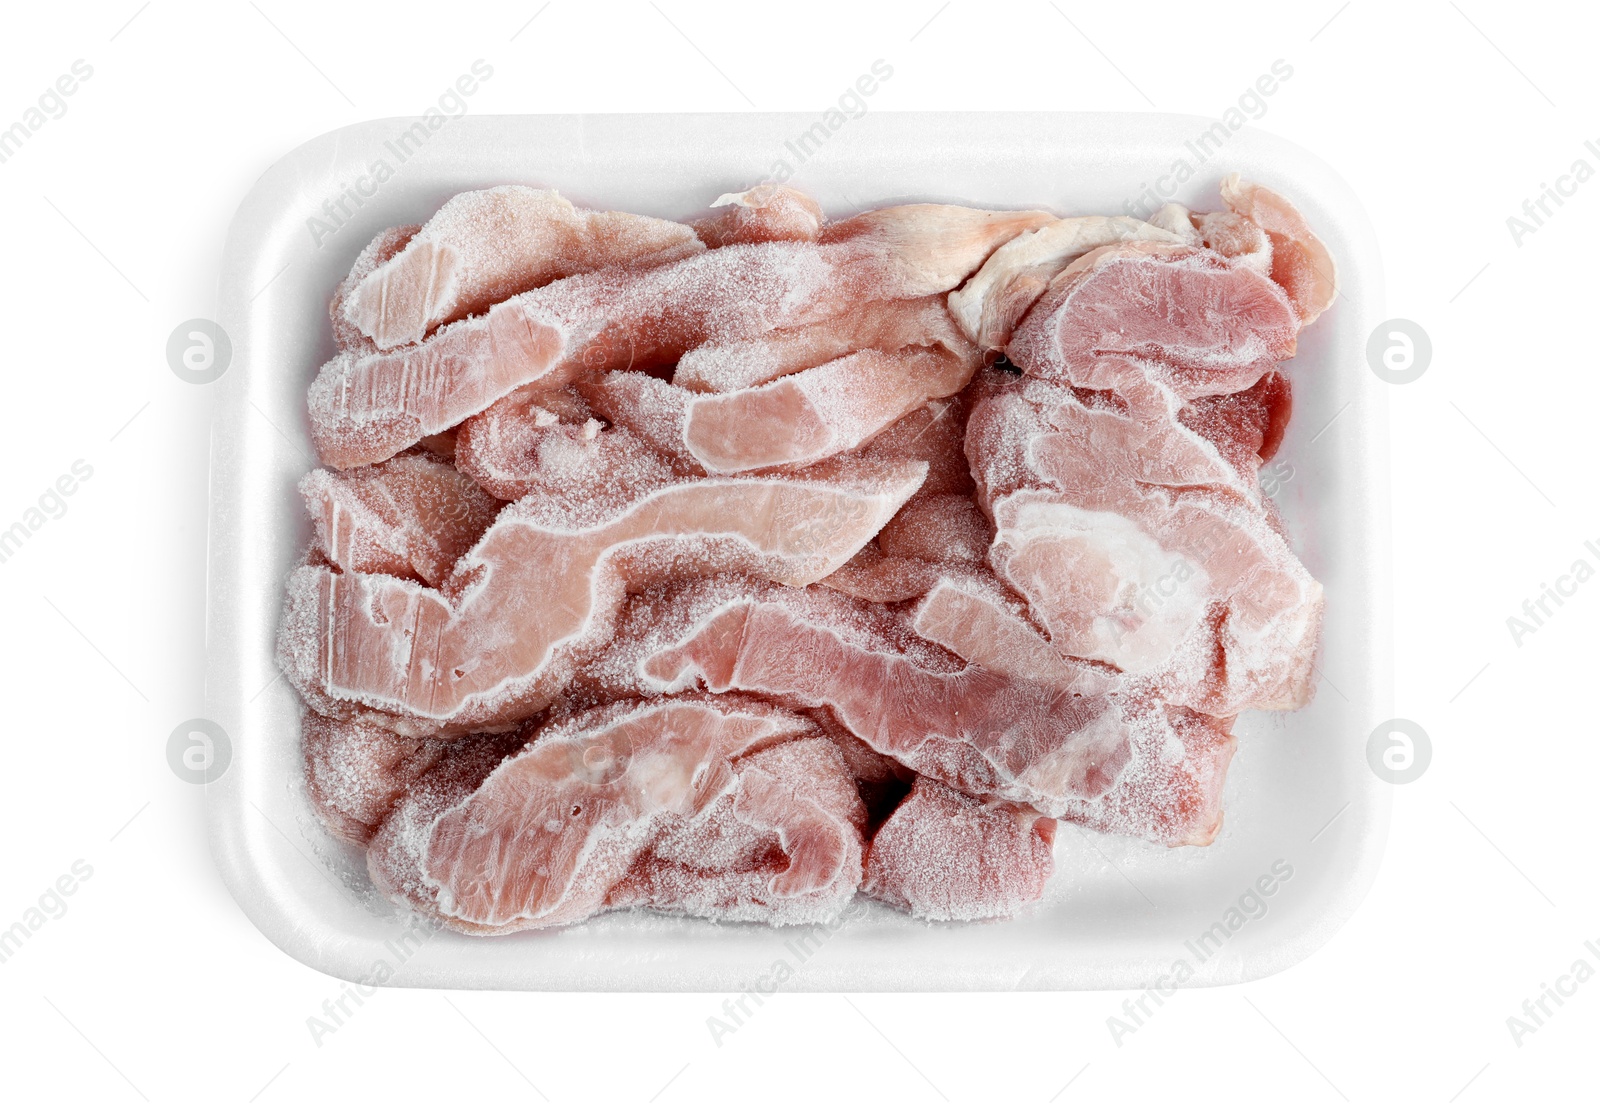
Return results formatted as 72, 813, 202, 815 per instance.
278, 175, 1337, 934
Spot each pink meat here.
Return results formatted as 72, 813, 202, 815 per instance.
310, 204, 1049, 470
298, 452, 502, 586
909, 573, 1113, 696
693, 184, 826, 247
1178, 370, 1293, 482
1219, 174, 1338, 324
277, 462, 926, 735
368, 697, 857, 933
683, 344, 979, 473
639, 588, 1236, 845
967, 372, 1321, 714
608, 735, 867, 924
821, 494, 992, 603
819, 396, 986, 602
1006, 242, 1301, 400
330, 225, 420, 355
302, 711, 448, 844
344, 186, 706, 350
672, 296, 969, 394
863, 777, 1056, 921
453, 386, 683, 504
1190, 209, 1272, 275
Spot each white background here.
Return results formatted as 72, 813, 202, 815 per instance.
0, 1, 1592, 1101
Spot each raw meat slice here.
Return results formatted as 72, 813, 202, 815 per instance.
330, 225, 419, 354
820, 203, 1056, 299
948, 216, 1183, 350
1178, 370, 1293, 481
302, 713, 528, 845
819, 494, 991, 603
694, 184, 825, 247
312, 204, 1045, 469
554, 343, 980, 482
573, 370, 700, 466
809, 712, 914, 828
683, 344, 979, 473
299, 452, 502, 587
910, 574, 1113, 696
301, 711, 448, 844
968, 374, 1321, 713
968, 372, 1261, 507
876, 492, 990, 564
277, 461, 927, 734
672, 296, 967, 394
1005, 241, 1301, 400
453, 386, 682, 504
863, 777, 1056, 921
607, 735, 867, 923
639, 589, 1236, 845
1219, 174, 1338, 324
368, 697, 850, 933
818, 545, 948, 603
344, 186, 705, 349
307, 243, 837, 469
854, 395, 975, 496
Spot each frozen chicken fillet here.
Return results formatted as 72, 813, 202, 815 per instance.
876, 492, 991, 564
346, 185, 705, 350
863, 778, 1056, 922
1190, 209, 1273, 275
369, 697, 860, 933
694, 184, 826, 247
281, 175, 1338, 931
1180, 370, 1293, 484
910, 574, 1115, 697
307, 241, 840, 468
277, 462, 926, 735
299, 451, 502, 586
818, 492, 993, 604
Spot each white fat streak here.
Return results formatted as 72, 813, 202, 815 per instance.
995, 497, 1211, 675
326, 475, 918, 722
948, 216, 1182, 344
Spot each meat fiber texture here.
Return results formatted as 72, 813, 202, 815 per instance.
277, 178, 1337, 934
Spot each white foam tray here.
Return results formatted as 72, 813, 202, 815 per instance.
208, 113, 1390, 991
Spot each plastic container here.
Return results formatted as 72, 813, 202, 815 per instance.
207, 112, 1390, 990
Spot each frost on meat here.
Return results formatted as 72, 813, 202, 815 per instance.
639, 587, 1236, 846
281, 175, 1338, 933
279, 462, 926, 735
345, 186, 706, 350
864, 778, 1057, 922
309, 203, 1050, 470
299, 451, 502, 586
369, 697, 865, 933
